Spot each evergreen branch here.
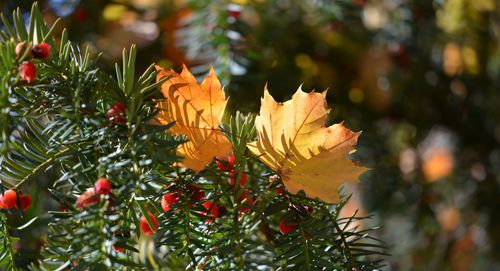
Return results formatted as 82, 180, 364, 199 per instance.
0, 214, 19, 271
333, 214, 355, 268
13, 147, 71, 190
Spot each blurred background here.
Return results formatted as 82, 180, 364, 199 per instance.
1, 0, 500, 270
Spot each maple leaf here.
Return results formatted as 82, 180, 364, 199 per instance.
154, 65, 232, 172
247, 86, 367, 203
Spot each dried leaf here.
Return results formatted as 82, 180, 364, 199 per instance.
248, 86, 367, 203
154, 65, 232, 172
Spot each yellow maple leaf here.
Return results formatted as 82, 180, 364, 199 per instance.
247, 86, 367, 203
154, 65, 232, 172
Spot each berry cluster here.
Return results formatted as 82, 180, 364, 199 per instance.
73, 159, 304, 240
0, 189, 32, 211
161, 183, 206, 212
161, 184, 220, 223
75, 177, 160, 238
75, 178, 112, 208
75, 178, 128, 252
16, 41, 51, 84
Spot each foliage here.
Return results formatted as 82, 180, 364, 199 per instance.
0, 3, 384, 270
40, 0, 500, 269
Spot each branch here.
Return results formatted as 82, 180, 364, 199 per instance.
13, 147, 72, 190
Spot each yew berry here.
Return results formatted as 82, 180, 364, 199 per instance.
279, 217, 296, 235
95, 178, 112, 195
187, 184, 205, 201
19, 61, 37, 83
276, 187, 285, 195
113, 246, 125, 253
19, 194, 32, 211
107, 102, 127, 123
228, 9, 241, 20
76, 188, 99, 208
217, 154, 236, 171
37, 240, 45, 250
161, 192, 180, 212
238, 190, 255, 213
216, 160, 231, 171
0, 191, 32, 211
228, 154, 236, 168
229, 171, 247, 186
2, 190, 18, 209
31, 42, 51, 59
74, 7, 89, 23
201, 201, 219, 222
0, 195, 6, 209
140, 212, 158, 235
112, 101, 126, 112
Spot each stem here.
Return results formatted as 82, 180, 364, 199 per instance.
183, 198, 196, 266
250, 174, 278, 206
232, 176, 244, 270
13, 147, 72, 190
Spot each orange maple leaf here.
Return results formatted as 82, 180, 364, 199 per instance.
154, 65, 232, 172
247, 86, 367, 203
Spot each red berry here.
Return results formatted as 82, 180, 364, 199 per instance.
74, 7, 89, 23
37, 240, 45, 249
31, 42, 51, 59
201, 201, 219, 222
76, 188, 99, 208
107, 102, 126, 123
187, 184, 205, 201
0, 195, 6, 209
95, 178, 112, 195
113, 246, 125, 253
239, 173, 248, 185
113, 102, 126, 112
352, 0, 367, 7
19, 61, 36, 83
279, 218, 296, 235
140, 212, 158, 235
217, 154, 236, 171
19, 194, 32, 211
276, 188, 285, 195
2, 190, 18, 209
228, 154, 236, 168
238, 190, 255, 213
161, 192, 180, 212
227, 4, 242, 19
230, 171, 247, 186
228, 10, 241, 19
216, 160, 231, 171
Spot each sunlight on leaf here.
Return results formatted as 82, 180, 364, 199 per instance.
154, 65, 232, 172
248, 86, 367, 203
